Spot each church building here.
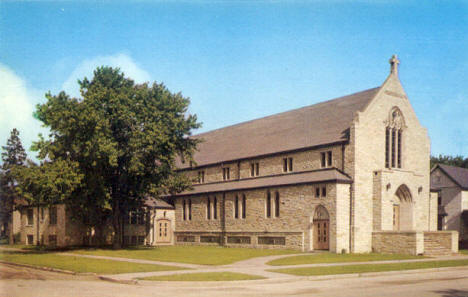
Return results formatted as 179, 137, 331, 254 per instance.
170, 56, 458, 255
12, 56, 458, 255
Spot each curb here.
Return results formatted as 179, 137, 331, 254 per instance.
99, 275, 139, 285
287, 265, 468, 282
0, 260, 80, 275
133, 265, 468, 286
0, 260, 139, 285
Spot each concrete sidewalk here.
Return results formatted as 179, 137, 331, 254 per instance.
3, 246, 468, 283
97, 252, 468, 282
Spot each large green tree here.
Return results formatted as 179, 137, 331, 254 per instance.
430, 154, 468, 169
33, 67, 200, 248
0, 128, 27, 243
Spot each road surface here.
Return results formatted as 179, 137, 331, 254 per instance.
1, 263, 468, 297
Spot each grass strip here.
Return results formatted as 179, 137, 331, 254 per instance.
267, 253, 424, 266
140, 271, 265, 281
269, 259, 468, 276
74, 245, 298, 265
0, 250, 184, 274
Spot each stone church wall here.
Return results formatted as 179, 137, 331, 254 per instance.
182, 144, 344, 185
175, 181, 349, 252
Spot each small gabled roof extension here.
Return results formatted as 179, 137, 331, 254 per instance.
144, 196, 175, 209
180, 87, 380, 169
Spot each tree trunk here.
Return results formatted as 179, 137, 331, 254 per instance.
8, 215, 13, 244
36, 207, 40, 246
112, 201, 122, 249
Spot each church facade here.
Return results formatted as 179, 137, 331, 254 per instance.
171, 56, 458, 254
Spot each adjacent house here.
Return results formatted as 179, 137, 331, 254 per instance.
431, 164, 468, 247
14, 197, 175, 247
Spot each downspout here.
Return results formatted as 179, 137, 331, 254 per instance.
342, 142, 353, 253
428, 191, 431, 231
349, 184, 354, 253
342, 142, 354, 253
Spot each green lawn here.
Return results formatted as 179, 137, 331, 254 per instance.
73, 246, 299, 265
269, 259, 468, 276
0, 250, 184, 274
140, 271, 265, 281
267, 253, 424, 266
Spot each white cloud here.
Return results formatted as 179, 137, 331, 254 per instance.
0, 64, 47, 160
0, 54, 151, 162
62, 53, 151, 97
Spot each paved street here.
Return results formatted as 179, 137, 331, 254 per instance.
1, 263, 468, 297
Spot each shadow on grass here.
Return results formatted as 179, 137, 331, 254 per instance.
434, 289, 468, 297
0, 244, 163, 254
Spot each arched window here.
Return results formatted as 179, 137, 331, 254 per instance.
385, 107, 405, 169
275, 191, 280, 217
266, 191, 271, 218
234, 195, 239, 219
188, 199, 192, 220
213, 196, 217, 219
242, 194, 246, 219
207, 197, 211, 220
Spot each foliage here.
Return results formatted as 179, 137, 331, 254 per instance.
266, 253, 423, 266
74, 245, 298, 265
0, 250, 183, 274
1, 128, 27, 167
431, 154, 468, 169
140, 271, 265, 281
32, 67, 200, 247
13, 159, 83, 206
269, 259, 468, 276
0, 129, 27, 242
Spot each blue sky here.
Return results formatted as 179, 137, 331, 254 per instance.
1, 1, 467, 160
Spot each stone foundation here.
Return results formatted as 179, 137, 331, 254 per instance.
372, 230, 459, 255
372, 231, 423, 255
174, 231, 303, 250
423, 231, 458, 255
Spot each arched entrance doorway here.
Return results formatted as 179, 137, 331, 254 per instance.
156, 219, 171, 243
393, 185, 413, 231
313, 205, 329, 250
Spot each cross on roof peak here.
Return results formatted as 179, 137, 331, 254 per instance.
389, 54, 400, 75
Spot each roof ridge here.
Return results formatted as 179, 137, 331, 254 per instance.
439, 163, 468, 171
193, 87, 380, 138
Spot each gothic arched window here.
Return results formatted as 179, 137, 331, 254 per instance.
385, 107, 405, 169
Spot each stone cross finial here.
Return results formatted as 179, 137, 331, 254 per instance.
389, 54, 400, 75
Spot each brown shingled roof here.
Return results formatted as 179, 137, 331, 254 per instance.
172, 168, 351, 197
144, 196, 175, 209
434, 164, 468, 190
181, 87, 379, 168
